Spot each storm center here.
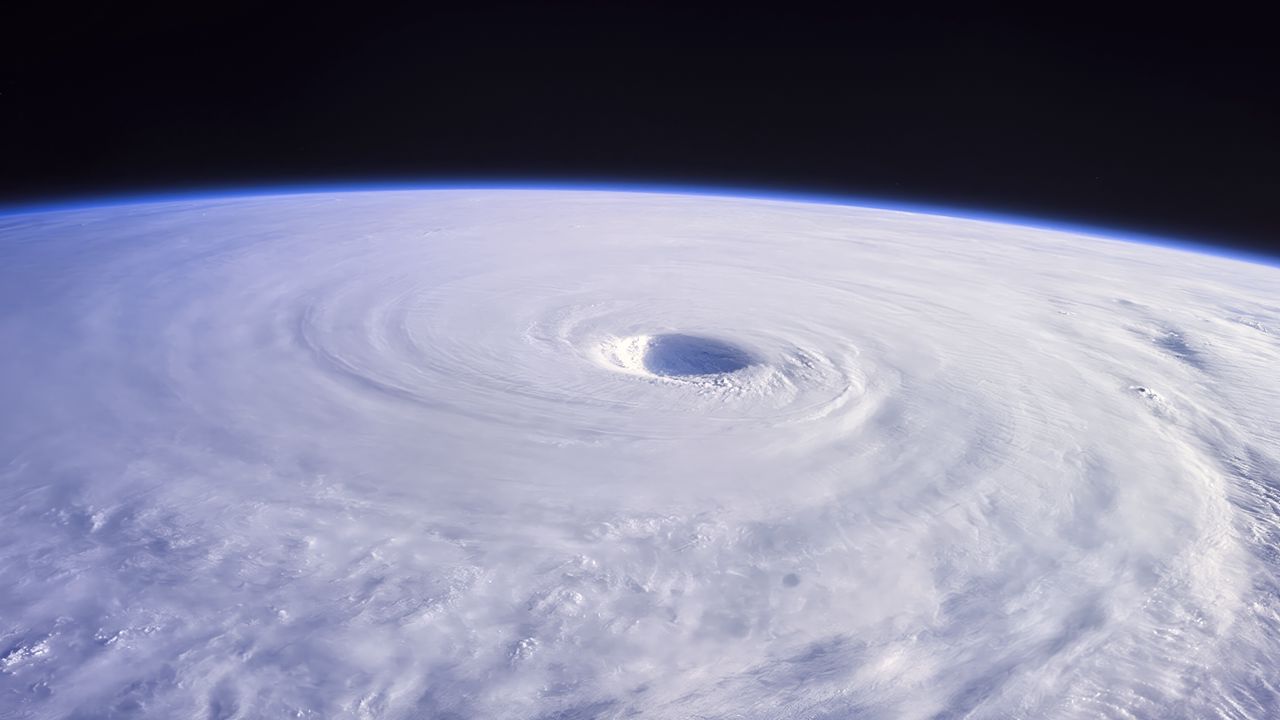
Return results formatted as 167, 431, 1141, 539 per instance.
641, 334, 754, 377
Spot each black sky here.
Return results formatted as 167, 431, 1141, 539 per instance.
2, 3, 1276, 257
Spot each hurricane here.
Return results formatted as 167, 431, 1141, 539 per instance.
1, 188, 1277, 719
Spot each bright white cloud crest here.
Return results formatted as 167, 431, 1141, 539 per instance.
0, 190, 1278, 718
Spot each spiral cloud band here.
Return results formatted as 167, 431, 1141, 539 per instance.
1, 189, 1277, 718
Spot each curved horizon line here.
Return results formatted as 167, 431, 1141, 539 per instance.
1, 179, 1274, 269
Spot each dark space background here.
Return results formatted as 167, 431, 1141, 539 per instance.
2, 3, 1276, 257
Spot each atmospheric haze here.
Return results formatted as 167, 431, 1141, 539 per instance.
1, 189, 1278, 719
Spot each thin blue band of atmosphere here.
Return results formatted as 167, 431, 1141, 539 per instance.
0, 180, 1272, 269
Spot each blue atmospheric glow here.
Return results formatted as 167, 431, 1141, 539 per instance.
0, 180, 1273, 269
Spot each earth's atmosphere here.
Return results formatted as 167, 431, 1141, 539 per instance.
1, 189, 1278, 719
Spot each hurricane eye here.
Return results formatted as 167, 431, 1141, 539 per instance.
641, 334, 754, 377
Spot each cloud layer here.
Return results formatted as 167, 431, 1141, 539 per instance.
1, 190, 1278, 718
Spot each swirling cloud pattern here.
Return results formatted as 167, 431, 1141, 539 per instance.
1, 189, 1277, 718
